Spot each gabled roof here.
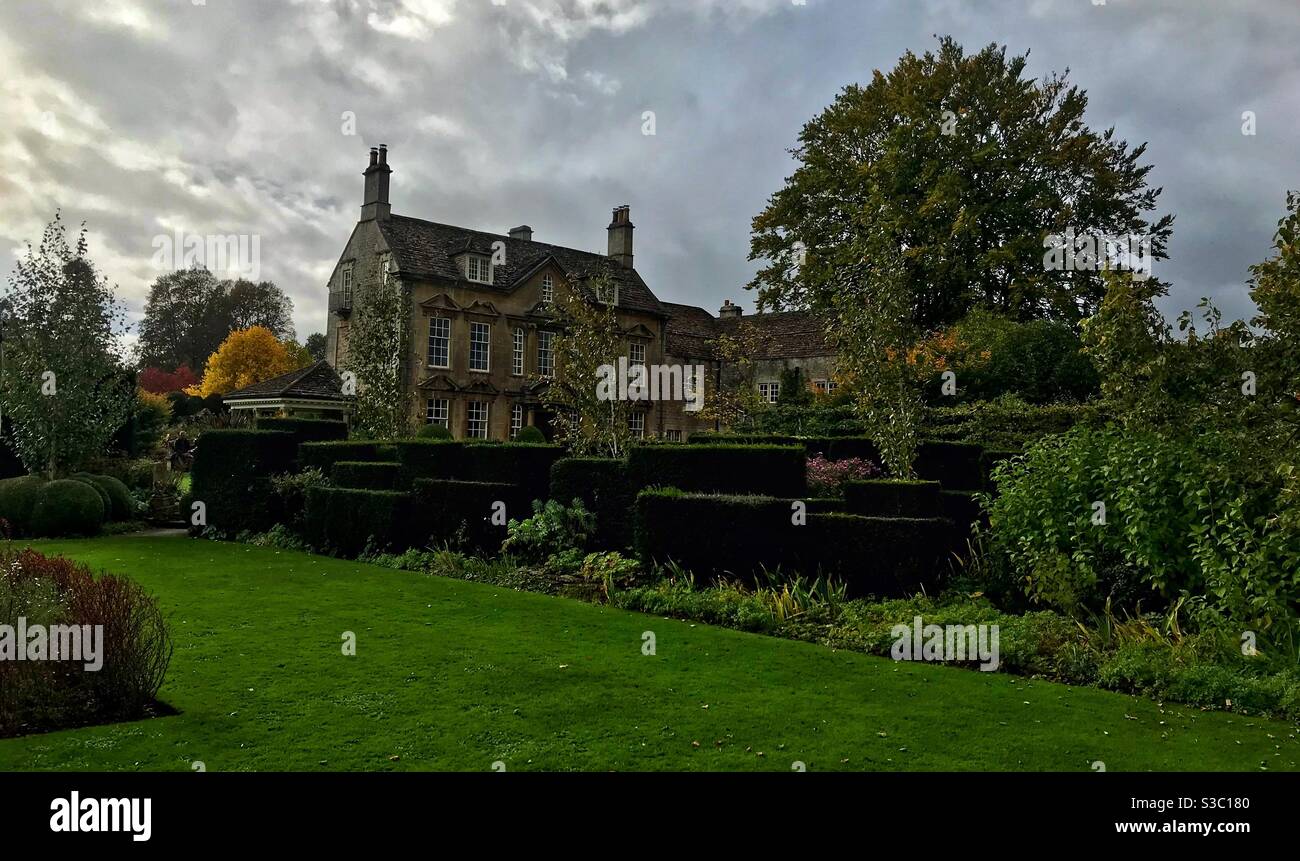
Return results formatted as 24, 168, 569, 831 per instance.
224, 361, 349, 402
662, 302, 834, 361
378, 214, 666, 316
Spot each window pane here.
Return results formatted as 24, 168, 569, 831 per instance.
467, 401, 489, 439
470, 322, 490, 371
512, 328, 524, 375
537, 331, 554, 377
427, 317, 450, 367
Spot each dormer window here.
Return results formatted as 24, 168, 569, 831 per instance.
464, 254, 493, 285
594, 281, 618, 306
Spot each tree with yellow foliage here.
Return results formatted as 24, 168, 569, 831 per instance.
194, 326, 307, 397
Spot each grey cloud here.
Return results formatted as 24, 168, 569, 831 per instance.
0, 0, 1295, 346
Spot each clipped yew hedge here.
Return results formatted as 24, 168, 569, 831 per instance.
394, 441, 561, 500
413, 479, 527, 553
189, 430, 299, 534
627, 445, 806, 498
331, 461, 400, 491
842, 480, 942, 517
258, 418, 348, 443
304, 487, 417, 557
299, 441, 391, 473
914, 441, 985, 492
549, 458, 634, 550
633, 489, 952, 597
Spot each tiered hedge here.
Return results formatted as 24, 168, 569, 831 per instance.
940, 490, 984, 537
914, 441, 984, 491
842, 480, 942, 517
394, 441, 562, 500
550, 458, 634, 550
299, 441, 390, 473
413, 479, 527, 553
393, 440, 463, 486
258, 418, 348, 443
304, 487, 416, 557
633, 490, 952, 597
189, 430, 299, 533
331, 461, 400, 490
627, 445, 806, 497
689, 433, 879, 462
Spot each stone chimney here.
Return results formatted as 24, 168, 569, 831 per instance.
361, 144, 392, 222
509, 225, 533, 242
719, 299, 743, 319
607, 205, 634, 269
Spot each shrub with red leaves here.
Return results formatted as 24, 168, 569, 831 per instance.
0, 548, 171, 737
139, 364, 198, 395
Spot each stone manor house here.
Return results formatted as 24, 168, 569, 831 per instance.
324, 146, 836, 441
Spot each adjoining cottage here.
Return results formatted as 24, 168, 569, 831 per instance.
324, 146, 835, 441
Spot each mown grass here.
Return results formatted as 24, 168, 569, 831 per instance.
0, 535, 1296, 772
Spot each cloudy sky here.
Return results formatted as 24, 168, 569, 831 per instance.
1, 0, 1296, 348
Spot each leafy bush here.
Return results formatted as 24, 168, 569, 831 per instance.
502, 499, 595, 565
515, 425, 546, 444
416, 423, 453, 440
331, 461, 400, 490
627, 445, 807, 497
30, 479, 105, 537
0, 547, 172, 736
807, 455, 879, 497
0, 475, 45, 536
984, 425, 1300, 644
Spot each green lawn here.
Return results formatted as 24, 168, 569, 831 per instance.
1, 535, 1296, 772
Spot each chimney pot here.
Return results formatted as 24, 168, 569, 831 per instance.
607, 205, 634, 269
361, 145, 392, 222
719, 299, 743, 319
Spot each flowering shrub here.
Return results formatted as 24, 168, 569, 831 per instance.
806, 455, 879, 497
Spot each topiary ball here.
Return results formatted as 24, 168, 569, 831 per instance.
0, 475, 47, 537
76, 473, 134, 520
71, 474, 113, 514
514, 425, 546, 444
417, 424, 453, 440
30, 479, 106, 537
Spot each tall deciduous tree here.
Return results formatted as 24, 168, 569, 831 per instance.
541, 274, 634, 457
137, 268, 295, 371
342, 260, 411, 439
0, 213, 133, 477
196, 326, 306, 397
749, 37, 1174, 330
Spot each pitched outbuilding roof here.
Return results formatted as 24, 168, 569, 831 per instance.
223, 361, 349, 402
379, 215, 666, 316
